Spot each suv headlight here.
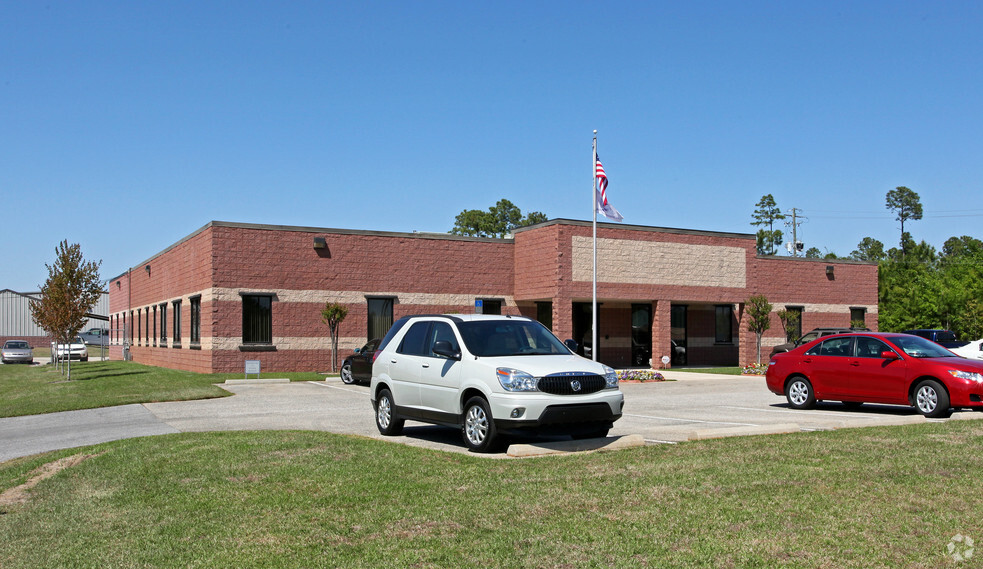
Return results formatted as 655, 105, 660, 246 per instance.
603, 365, 619, 389
496, 368, 539, 392
949, 369, 983, 383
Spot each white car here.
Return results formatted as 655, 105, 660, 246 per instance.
56, 337, 89, 362
370, 314, 624, 452
951, 339, 983, 361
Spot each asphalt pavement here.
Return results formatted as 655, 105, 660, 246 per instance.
2, 371, 981, 462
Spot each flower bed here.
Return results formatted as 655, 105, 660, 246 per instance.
618, 369, 666, 382
741, 362, 768, 375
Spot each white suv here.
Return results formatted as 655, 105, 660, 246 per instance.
370, 314, 624, 452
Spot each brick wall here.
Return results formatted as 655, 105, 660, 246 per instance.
111, 223, 516, 373
109, 220, 879, 373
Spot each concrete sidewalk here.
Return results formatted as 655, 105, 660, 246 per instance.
2, 373, 980, 462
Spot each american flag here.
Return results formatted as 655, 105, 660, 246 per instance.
595, 157, 608, 199
594, 155, 623, 222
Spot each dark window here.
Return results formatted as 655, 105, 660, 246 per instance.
160, 303, 167, 346
850, 307, 866, 327
535, 301, 553, 329
819, 337, 855, 357
172, 300, 182, 347
367, 297, 395, 341
715, 305, 733, 344
152, 306, 157, 347
479, 299, 502, 315
137, 310, 142, 346
242, 294, 273, 344
785, 306, 803, 342
190, 296, 201, 345
857, 337, 891, 358
397, 321, 431, 356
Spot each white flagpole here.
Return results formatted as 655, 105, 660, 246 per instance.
592, 130, 598, 362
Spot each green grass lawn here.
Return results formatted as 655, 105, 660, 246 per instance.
2, 423, 982, 568
0, 361, 328, 418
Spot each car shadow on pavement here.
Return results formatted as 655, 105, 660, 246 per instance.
397, 424, 581, 456
770, 401, 921, 416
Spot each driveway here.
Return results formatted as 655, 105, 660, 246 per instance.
2, 371, 980, 462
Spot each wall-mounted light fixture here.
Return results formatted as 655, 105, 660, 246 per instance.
826, 265, 834, 279
145, 264, 151, 276
313, 237, 327, 249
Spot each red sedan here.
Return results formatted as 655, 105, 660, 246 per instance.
766, 332, 983, 418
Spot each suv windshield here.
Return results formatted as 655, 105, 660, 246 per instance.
457, 319, 570, 357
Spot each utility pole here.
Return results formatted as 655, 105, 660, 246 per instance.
785, 208, 805, 256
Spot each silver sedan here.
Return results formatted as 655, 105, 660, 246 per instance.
1, 340, 34, 364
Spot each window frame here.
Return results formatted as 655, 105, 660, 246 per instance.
189, 295, 201, 349
241, 293, 274, 348
172, 299, 182, 348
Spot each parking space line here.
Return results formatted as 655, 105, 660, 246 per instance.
623, 412, 758, 427
308, 381, 365, 395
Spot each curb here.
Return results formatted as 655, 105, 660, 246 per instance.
506, 434, 646, 458
687, 423, 801, 440
223, 378, 291, 385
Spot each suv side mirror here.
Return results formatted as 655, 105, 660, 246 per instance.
432, 341, 461, 361
564, 339, 579, 352
881, 351, 899, 360
353, 348, 362, 355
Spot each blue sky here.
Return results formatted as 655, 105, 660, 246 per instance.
3, 1, 983, 292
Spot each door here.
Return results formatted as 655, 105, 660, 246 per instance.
417, 321, 463, 416
631, 304, 652, 367
351, 338, 380, 380
671, 305, 687, 366
388, 321, 432, 407
847, 337, 908, 403
802, 336, 856, 398
572, 302, 599, 359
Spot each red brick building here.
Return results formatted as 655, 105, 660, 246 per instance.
107, 220, 878, 373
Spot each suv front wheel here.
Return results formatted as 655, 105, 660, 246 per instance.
462, 396, 499, 453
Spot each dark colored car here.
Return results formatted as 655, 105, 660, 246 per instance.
766, 332, 983, 418
902, 329, 968, 349
769, 327, 862, 357
340, 339, 380, 384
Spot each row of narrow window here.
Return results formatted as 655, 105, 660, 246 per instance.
111, 296, 201, 347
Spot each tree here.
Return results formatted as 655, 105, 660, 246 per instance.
942, 235, 983, 259
804, 247, 822, 259
30, 240, 102, 379
450, 199, 547, 238
750, 194, 786, 255
776, 309, 800, 342
745, 294, 772, 364
885, 186, 923, 257
321, 302, 349, 373
850, 237, 886, 262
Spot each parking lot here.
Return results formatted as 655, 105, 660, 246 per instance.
4, 370, 982, 462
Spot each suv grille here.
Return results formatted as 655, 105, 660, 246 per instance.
537, 373, 605, 395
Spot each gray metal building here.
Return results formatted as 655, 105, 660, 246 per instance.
1, 288, 109, 340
